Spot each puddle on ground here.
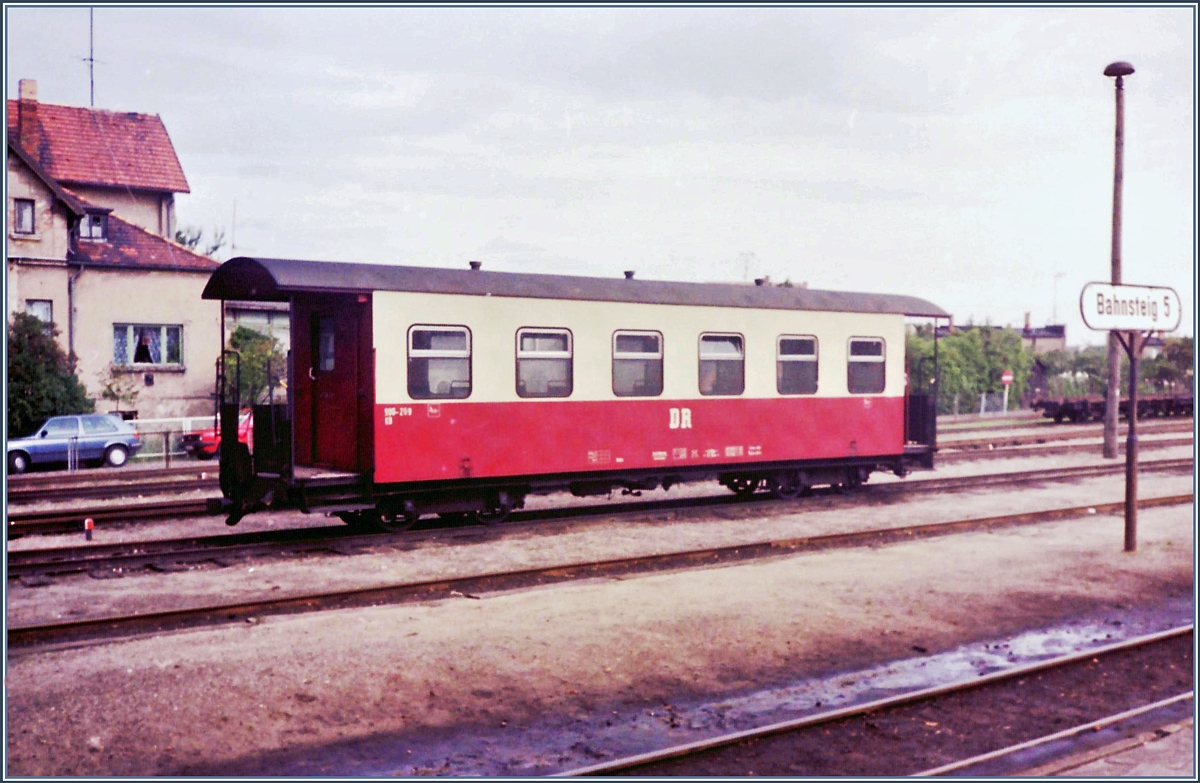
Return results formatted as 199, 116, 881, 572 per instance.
210, 598, 1193, 777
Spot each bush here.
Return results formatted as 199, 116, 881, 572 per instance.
7, 313, 94, 437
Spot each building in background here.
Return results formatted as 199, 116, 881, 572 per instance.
7, 79, 221, 418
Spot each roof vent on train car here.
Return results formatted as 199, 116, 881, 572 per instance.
469, 261, 482, 270
624, 270, 635, 279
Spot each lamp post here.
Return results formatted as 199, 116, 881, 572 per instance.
1102, 61, 1134, 459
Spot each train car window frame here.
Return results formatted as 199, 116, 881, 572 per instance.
516, 327, 574, 398
408, 325, 472, 400
698, 333, 745, 396
612, 330, 664, 397
777, 335, 818, 395
847, 336, 885, 394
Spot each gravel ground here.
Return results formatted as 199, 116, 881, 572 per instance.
5, 448, 1195, 775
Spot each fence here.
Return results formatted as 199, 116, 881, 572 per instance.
127, 415, 218, 466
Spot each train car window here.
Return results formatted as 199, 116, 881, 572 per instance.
408, 326, 471, 399
317, 316, 336, 373
847, 337, 885, 394
777, 335, 818, 395
699, 333, 744, 396
516, 328, 573, 398
613, 331, 664, 397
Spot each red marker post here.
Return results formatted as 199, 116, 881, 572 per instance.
1000, 369, 1014, 416
84, 517, 95, 541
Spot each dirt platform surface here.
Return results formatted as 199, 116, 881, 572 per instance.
6, 474, 1193, 775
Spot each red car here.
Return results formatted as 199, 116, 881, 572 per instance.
182, 412, 252, 460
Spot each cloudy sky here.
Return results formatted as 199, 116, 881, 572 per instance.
6, 6, 1195, 342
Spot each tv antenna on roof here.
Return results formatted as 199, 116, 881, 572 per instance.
81, 8, 106, 106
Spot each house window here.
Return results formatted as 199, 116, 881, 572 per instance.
699, 333, 744, 396
613, 331, 663, 397
848, 337, 886, 394
14, 198, 35, 234
25, 300, 53, 325
80, 212, 106, 240
777, 335, 818, 395
516, 328, 573, 398
114, 324, 183, 366
408, 325, 471, 399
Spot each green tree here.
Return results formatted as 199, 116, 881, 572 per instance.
175, 225, 227, 257
906, 326, 1033, 414
7, 313, 94, 437
227, 326, 286, 406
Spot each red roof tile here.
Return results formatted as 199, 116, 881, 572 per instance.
8, 99, 190, 193
73, 210, 219, 272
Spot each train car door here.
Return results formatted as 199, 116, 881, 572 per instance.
295, 294, 370, 471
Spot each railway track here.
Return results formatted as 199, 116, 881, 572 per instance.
557, 626, 1193, 776
5, 465, 217, 503
939, 435, 1192, 463
7, 456, 1193, 538
8, 488, 1192, 649
938, 419, 1192, 452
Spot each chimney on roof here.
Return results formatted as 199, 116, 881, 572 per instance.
1024, 311, 1031, 331
469, 261, 482, 271
17, 79, 39, 154
624, 270, 635, 279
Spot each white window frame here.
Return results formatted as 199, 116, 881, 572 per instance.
847, 336, 886, 394
114, 323, 184, 368
777, 334, 818, 395
80, 212, 106, 240
612, 330, 664, 397
14, 198, 35, 234
699, 332, 745, 396
516, 327, 573, 398
407, 324, 472, 400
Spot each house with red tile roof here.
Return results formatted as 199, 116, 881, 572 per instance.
7, 79, 222, 421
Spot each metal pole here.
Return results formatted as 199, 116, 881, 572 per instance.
1103, 61, 1134, 459
1123, 332, 1142, 551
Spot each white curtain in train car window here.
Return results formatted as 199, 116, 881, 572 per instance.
699, 334, 744, 396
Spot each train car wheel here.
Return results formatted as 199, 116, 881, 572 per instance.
376, 500, 419, 533
767, 473, 803, 500
473, 491, 516, 526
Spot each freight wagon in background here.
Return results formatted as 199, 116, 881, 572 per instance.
1030, 393, 1194, 423
201, 258, 950, 529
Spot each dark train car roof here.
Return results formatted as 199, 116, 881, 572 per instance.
203, 256, 950, 318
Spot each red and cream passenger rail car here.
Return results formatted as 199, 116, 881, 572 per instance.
202, 258, 949, 528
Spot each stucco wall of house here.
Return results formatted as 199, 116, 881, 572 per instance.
72, 267, 221, 418
66, 185, 175, 238
6, 261, 71, 350
7, 155, 73, 263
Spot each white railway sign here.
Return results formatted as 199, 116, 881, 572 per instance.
1080, 282, 1181, 332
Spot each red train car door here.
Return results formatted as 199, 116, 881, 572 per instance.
292, 295, 367, 470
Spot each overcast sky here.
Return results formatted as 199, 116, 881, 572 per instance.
6, 5, 1195, 343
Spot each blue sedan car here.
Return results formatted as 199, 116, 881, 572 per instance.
7, 414, 143, 473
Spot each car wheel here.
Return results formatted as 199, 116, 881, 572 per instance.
195, 450, 215, 461
8, 451, 29, 474
105, 445, 129, 468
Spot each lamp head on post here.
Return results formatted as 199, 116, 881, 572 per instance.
1104, 61, 1135, 83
